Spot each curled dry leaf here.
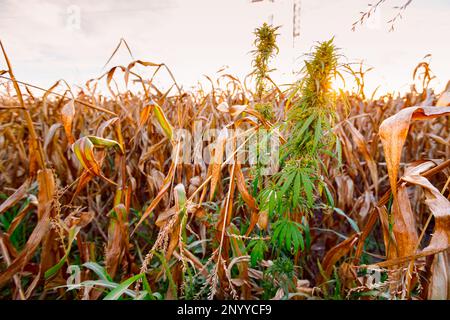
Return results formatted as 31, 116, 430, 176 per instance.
64, 211, 95, 229
71, 135, 122, 186
217, 101, 248, 118
257, 211, 268, 231
72, 136, 101, 176
321, 233, 359, 280
43, 123, 63, 153
379, 106, 450, 298
335, 175, 354, 210
61, 100, 75, 144
235, 163, 260, 234
435, 86, 450, 107
152, 101, 174, 142
379, 106, 450, 197
401, 174, 450, 253
401, 173, 450, 299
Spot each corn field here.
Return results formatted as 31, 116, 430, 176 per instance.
0, 24, 449, 301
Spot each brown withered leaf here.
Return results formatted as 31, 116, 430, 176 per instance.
256, 211, 268, 231
43, 123, 62, 153
335, 175, 354, 210
391, 183, 418, 258
401, 174, 450, 252
0, 169, 54, 288
235, 163, 260, 235
0, 179, 30, 215
132, 160, 176, 234
435, 88, 450, 107
321, 233, 359, 280
216, 101, 247, 118
209, 127, 228, 201
400, 173, 450, 299
377, 206, 397, 260
64, 211, 95, 229
0, 204, 51, 288
38, 169, 59, 281
155, 206, 176, 228
379, 106, 450, 197
106, 204, 129, 278
346, 120, 378, 195
235, 163, 257, 211
428, 251, 450, 300
61, 100, 75, 145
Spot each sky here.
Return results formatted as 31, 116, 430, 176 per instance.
0, 0, 449, 97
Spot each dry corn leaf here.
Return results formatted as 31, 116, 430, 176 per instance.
321, 233, 359, 280
377, 206, 397, 260
346, 120, 378, 195
0, 169, 54, 288
72, 135, 121, 186
436, 89, 450, 107
132, 160, 176, 233
379, 106, 450, 197
428, 251, 450, 300
72, 136, 101, 176
106, 204, 128, 278
209, 127, 228, 201
61, 100, 75, 144
43, 123, 62, 152
391, 183, 418, 258
400, 174, 450, 299
0, 179, 30, 215
152, 101, 174, 142
217, 101, 248, 118
401, 174, 450, 252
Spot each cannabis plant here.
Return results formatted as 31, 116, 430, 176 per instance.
251, 22, 280, 120
259, 39, 341, 258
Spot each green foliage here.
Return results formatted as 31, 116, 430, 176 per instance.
247, 238, 268, 267
272, 218, 304, 254
256, 38, 341, 266
262, 256, 296, 299
285, 38, 340, 160
62, 262, 162, 300
255, 102, 275, 121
